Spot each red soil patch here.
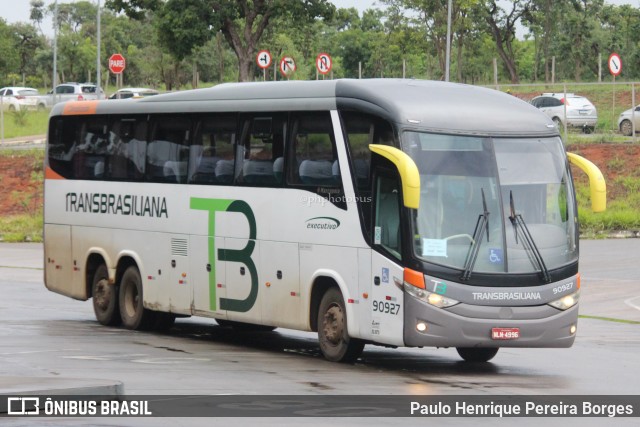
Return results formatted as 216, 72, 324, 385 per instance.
0, 144, 638, 215
0, 154, 43, 216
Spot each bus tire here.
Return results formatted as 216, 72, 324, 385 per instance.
91, 264, 121, 326
317, 287, 364, 363
118, 266, 156, 330
456, 347, 499, 362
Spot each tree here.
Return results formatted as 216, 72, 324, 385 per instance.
107, 0, 335, 82
30, 0, 46, 34
481, 0, 531, 83
11, 23, 45, 79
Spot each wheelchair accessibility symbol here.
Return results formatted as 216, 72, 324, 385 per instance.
489, 248, 503, 264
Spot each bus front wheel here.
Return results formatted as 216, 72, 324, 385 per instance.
317, 288, 364, 363
456, 347, 499, 362
91, 264, 121, 326
118, 266, 156, 330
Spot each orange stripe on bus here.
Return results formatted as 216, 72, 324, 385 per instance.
62, 101, 98, 115
45, 167, 65, 180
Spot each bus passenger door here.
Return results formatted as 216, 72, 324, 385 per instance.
369, 173, 405, 346
190, 235, 226, 318
260, 241, 300, 328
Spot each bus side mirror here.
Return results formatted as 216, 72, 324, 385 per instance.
567, 152, 606, 212
369, 144, 420, 209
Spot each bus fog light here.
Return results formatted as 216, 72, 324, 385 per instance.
416, 322, 428, 333
570, 325, 577, 335
548, 290, 580, 310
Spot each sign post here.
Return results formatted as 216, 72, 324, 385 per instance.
279, 56, 296, 79
315, 53, 332, 79
609, 53, 622, 131
256, 50, 272, 81
109, 53, 126, 91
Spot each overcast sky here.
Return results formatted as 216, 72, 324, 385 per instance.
1, 0, 638, 37
0, 0, 379, 36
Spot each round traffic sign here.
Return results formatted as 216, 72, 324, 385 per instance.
608, 53, 622, 77
316, 53, 332, 75
109, 53, 126, 74
279, 56, 296, 78
256, 50, 272, 69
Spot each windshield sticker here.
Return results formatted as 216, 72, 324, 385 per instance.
374, 226, 382, 245
422, 239, 447, 257
489, 248, 503, 264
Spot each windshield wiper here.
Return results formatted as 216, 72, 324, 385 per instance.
509, 191, 551, 283
460, 188, 490, 281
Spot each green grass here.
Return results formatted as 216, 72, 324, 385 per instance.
0, 213, 43, 242
0, 110, 49, 139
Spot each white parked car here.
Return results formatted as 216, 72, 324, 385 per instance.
109, 88, 160, 100
0, 87, 41, 111
617, 106, 640, 136
530, 93, 597, 133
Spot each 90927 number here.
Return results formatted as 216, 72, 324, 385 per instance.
373, 300, 400, 315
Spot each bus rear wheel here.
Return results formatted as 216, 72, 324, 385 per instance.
456, 347, 499, 362
118, 266, 156, 330
92, 264, 121, 326
317, 288, 364, 363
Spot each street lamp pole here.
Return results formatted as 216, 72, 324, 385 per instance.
53, 0, 58, 104
445, 0, 452, 82
96, 0, 102, 99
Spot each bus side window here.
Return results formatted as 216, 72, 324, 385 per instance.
147, 115, 191, 183
340, 111, 396, 237
48, 117, 80, 179
289, 112, 338, 187
108, 117, 147, 181
72, 117, 109, 180
236, 113, 286, 186
189, 114, 237, 185
374, 173, 402, 260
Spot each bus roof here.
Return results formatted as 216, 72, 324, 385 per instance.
54, 79, 558, 137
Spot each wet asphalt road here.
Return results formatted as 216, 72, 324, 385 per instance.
0, 240, 638, 426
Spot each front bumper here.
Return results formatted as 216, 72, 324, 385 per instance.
403, 292, 578, 348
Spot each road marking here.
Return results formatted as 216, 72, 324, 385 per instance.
624, 295, 640, 311
133, 357, 211, 364
0, 265, 44, 270
0, 349, 81, 355
579, 315, 640, 325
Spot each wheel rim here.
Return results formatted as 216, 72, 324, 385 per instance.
124, 281, 139, 318
622, 121, 632, 135
322, 303, 344, 346
94, 279, 111, 311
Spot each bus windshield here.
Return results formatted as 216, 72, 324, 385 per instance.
402, 132, 577, 277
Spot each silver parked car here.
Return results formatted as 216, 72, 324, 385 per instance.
109, 87, 159, 99
530, 93, 597, 132
0, 87, 40, 111
39, 83, 105, 108
617, 106, 640, 136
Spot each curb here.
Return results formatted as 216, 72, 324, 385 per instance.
0, 135, 46, 147
0, 377, 124, 396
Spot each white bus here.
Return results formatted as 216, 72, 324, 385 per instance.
44, 79, 605, 363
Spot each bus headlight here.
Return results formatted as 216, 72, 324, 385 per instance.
404, 283, 459, 308
548, 290, 580, 310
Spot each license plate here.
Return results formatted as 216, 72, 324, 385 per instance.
491, 327, 520, 340
579, 109, 589, 115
